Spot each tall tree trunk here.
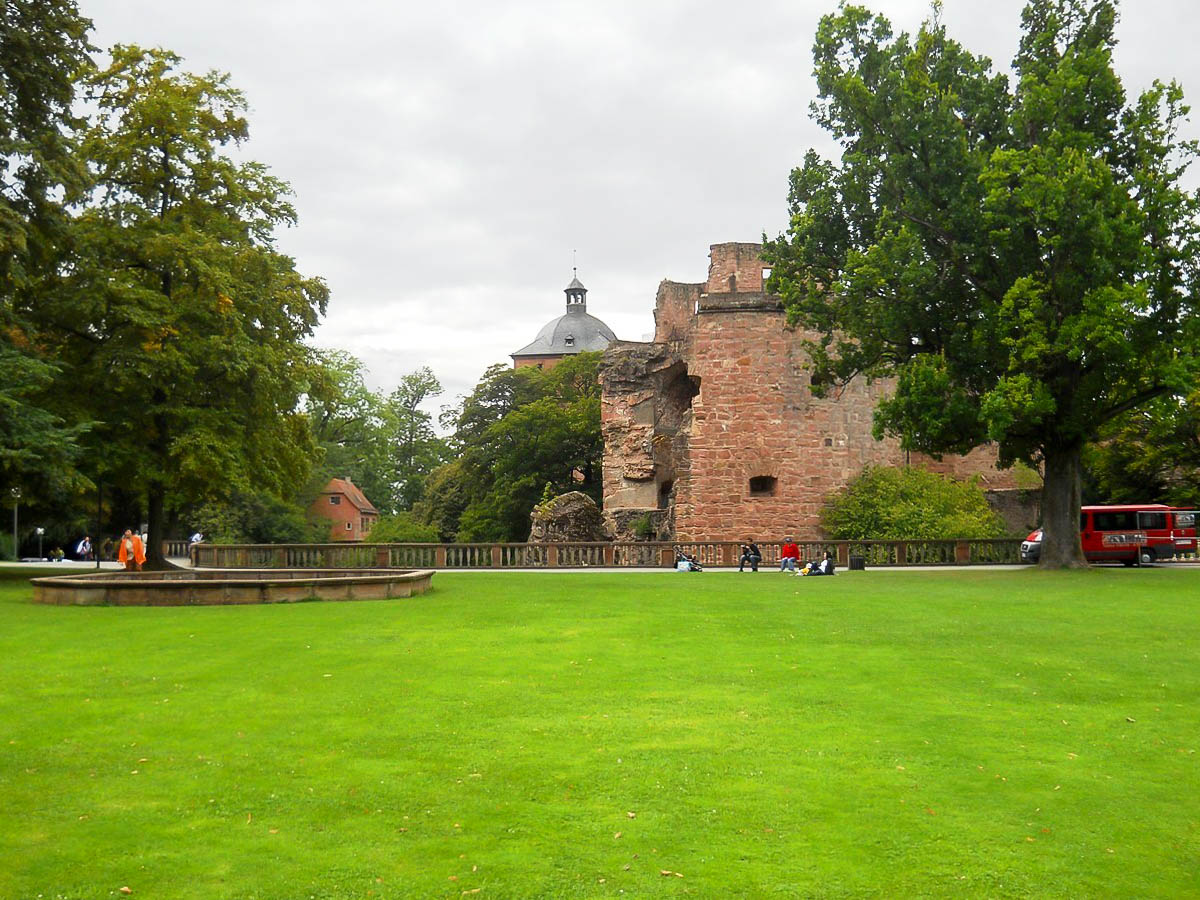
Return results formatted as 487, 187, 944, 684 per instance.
1039, 443, 1088, 568
144, 479, 170, 570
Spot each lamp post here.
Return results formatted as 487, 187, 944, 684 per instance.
35, 527, 45, 561
9, 487, 19, 561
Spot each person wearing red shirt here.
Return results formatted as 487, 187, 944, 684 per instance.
779, 538, 800, 572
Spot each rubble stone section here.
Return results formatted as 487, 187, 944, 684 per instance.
528, 491, 609, 542
600, 241, 1034, 542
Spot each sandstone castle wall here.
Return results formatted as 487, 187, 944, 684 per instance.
599, 242, 1034, 542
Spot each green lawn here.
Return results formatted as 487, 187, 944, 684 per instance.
1, 567, 1198, 899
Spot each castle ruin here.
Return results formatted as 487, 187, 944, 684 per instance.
598, 242, 1034, 541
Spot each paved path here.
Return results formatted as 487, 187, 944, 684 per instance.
5, 560, 1192, 574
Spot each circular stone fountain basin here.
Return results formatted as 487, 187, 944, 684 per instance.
30, 568, 435, 606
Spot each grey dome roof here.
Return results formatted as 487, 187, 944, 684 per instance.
512, 305, 617, 358
512, 274, 618, 359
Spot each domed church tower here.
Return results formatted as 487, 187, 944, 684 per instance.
511, 271, 618, 369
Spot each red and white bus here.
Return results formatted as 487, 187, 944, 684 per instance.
1020, 504, 1197, 565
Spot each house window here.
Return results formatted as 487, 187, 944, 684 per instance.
329, 495, 341, 505
749, 475, 777, 496
564, 334, 575, 347
345, 521, 353, 531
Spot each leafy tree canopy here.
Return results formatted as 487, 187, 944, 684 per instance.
36, 46, 328, 563
1084, 390, 1200, 507
304, 351, 448, 515
764, 0, 1200, 567
0, 0, 94, 500
418, 354, 603, 542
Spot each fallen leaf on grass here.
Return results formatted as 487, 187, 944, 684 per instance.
119, 889, 132, 895
1126, 717, 1136, 723
613, 832, 622, 839
926, 809, 936, 816
246, 813, 252, 824
462, 890, 481, 896
627, 811, 636, 819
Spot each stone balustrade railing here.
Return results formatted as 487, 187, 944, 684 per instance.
192, 539, 1024, 569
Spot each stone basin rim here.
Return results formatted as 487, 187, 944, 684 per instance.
30, 568, 436, 606
31, 568, 434, 587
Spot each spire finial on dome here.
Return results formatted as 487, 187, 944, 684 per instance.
565, 252, 587, 312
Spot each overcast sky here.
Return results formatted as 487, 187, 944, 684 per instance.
82, 0, 1200, 411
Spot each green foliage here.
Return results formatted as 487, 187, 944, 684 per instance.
0, 1, 94, 501
32, 46, 329, 561
764, 0, 1200, 565
366, 511, 439, 543
1084, 389, 1200, 507
0, 342, 89, 501
0, 0, 92, 286
822, 465, 1009, 540
632, 513, 656, 540
421, 353, 603, 541
304, 352, 448, 515
190, 489, 326, 545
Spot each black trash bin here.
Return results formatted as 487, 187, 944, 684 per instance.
848, 555, 866, 571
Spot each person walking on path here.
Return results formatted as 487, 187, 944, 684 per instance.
118, 529, 146, 571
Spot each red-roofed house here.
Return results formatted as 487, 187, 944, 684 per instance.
308, 477, 380, 541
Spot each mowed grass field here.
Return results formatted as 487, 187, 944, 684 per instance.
1, 567, 1198, 899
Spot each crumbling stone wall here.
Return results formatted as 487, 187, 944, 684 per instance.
601, 242, 1035, 542
528, 491, 609, 542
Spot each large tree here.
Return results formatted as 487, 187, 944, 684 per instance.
764, 0, 1200, 567
0, 0, 93, 500
38, 46, 328, 565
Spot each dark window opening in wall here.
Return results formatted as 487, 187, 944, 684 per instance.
824, 438, 833, 447
749, 475, 777, 496
345, 521, 353, 531
329, 495, 341, 505
728, 274, 737, 292
564, 334, 575, 346
658, 480, 674, 509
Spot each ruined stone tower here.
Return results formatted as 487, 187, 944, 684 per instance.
599, 242, 1031, 542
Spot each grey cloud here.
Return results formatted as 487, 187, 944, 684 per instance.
84, 0, 1200, 408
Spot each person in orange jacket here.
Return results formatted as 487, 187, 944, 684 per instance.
117, 528, 146, 571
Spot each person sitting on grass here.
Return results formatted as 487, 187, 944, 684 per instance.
800, 551, 835, 576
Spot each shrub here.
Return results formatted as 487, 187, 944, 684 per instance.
367, 512, 439, 543
632, 513, 656, 541
822, 466, 1009, 540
